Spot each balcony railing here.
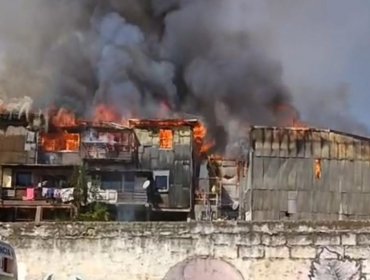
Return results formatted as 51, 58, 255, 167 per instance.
81, 142, 135, 161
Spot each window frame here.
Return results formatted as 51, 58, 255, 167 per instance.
14, 171, 32, 187
153, 170, 170, 193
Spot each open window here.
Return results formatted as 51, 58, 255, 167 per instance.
159, 129, 173, 150
153, 170, 170, 192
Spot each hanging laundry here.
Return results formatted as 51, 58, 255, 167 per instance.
53, 189, 61, 199
43, 188, 54, 199
22, 188, 35, 201
60, 188, 74, 202
42, 187, 48, 197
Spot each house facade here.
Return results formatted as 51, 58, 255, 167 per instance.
0, 113, 203, 221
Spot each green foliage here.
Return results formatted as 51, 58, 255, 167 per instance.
69, 165, 112, 221
78, 202, 111, 221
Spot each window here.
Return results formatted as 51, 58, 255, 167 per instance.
15, 172, 32, 187
154, 170, 170, 192
101, 173, 122, 191
124, 172, 135, 192
159, 129, 173, 150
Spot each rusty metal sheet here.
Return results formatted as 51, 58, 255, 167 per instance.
288, 130, 297, 157
252, 157, 264, 188
294, 158, 306, 190
301, 158, 313, 190
271, 129, 280, 157
320, 132, 330, 158
296, 137, 305, 158
327, 160, 340, 192
329, 133, 338, 158
364, 143, 370, 161
262, 157, 280, 190
262, 129, 272, 156
361, 161, 370, 192
311, 191, 331, 213
342, 160, 354, 192
360, 194, 370, 214
251, 190, 265, 210
173, 145, 191, 161
354, 140, 362, 160
276, 158, 295, 190
278, 190, 288, 212
296, 190, 312, 212
304, 133, 312, 158
279, 131, 289, 157
312, 132, 322, 158
353, 160, 363, 192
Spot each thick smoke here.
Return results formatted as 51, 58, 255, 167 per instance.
0, 0, 368, 156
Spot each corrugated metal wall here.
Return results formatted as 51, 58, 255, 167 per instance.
247, 127, 370, 220
135, 127, 193, 209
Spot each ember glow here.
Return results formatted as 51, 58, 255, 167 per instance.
159, 129, 173, 150
52, 108, 77, 128
194, 123, 215, 154
93, 104, 122, 124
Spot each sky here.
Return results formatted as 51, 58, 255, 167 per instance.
267, 0, 370, 129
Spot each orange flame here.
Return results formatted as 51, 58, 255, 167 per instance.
93, 104, 124, 124
194, 123, 215, 154
52, 108, 77, 127
315, 159, 322, 179
159, 129, 173, 150
41, 132, 80, 152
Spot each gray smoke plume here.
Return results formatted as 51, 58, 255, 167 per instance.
0, 0, 368, 156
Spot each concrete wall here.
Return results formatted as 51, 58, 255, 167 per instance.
2, 221, 370, 280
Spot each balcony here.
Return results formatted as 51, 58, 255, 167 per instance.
81, 142, 135, 162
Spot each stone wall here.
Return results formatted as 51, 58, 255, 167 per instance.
1, 221, 370, 279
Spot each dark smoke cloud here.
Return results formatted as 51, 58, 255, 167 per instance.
0, 0, 368, 157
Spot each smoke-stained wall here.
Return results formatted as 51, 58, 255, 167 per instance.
245, 126, 370, 220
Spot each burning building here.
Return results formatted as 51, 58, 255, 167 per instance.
0, 107, 208, 221
241, 126, 370, 220
2, 106, 370, 222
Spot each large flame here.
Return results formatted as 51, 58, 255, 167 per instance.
194, 123, 215, 154
159, 129, 173, 150
93, 104, 122, 124
41, 132, 80, 152
52, 108, 77, 128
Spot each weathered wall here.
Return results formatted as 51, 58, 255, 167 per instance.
2, 221, 370, 280
246, 126, 370, 221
